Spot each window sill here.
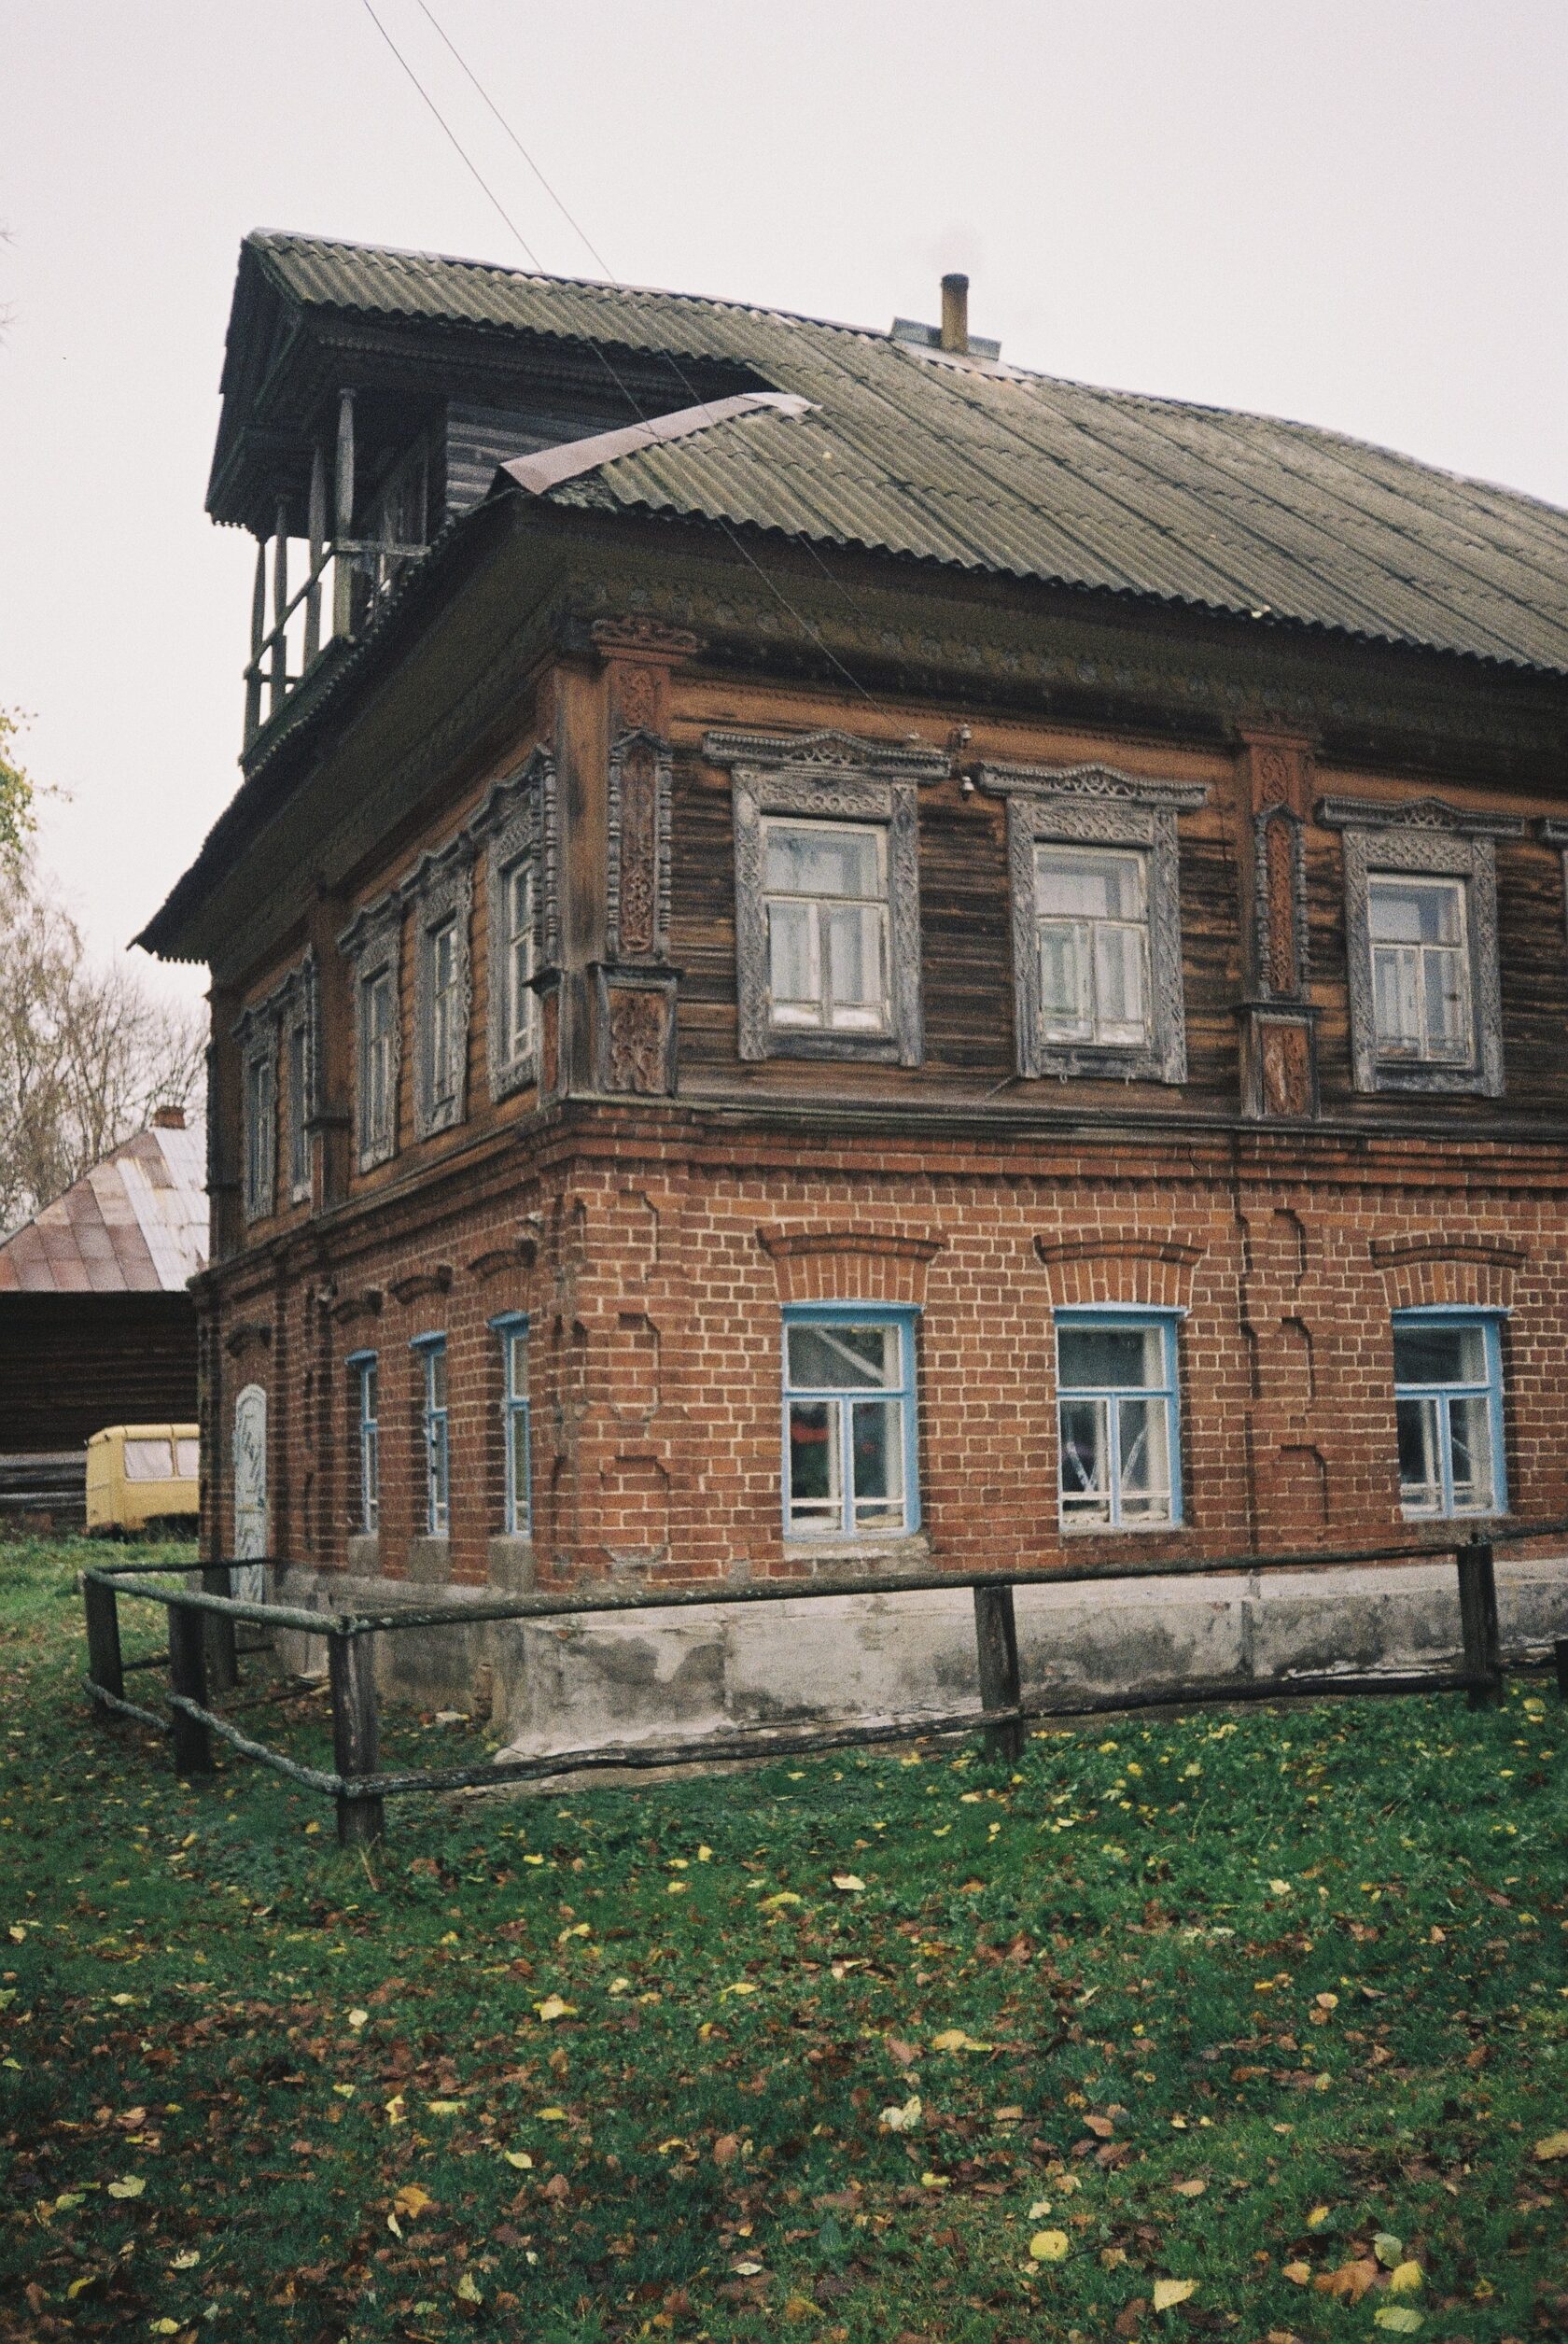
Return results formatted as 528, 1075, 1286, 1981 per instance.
346, 1532, 382, 1573
762, 1027, 904, 1063
780, 1531, 931, 1573
1059, 1516, 1183, 1537
487, 1535, 535, 1593
408, 1536, 452, 1585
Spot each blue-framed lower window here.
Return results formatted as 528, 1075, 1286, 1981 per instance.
1393, 1308, 1506, 1519
490, 1312, 532, 1537
1056, 1307, 1183, 1531
781, 1303, 919, 1537
411, 1332, 450, 1537
346, 1350, 379, 1533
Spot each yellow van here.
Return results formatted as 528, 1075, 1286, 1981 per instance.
86, 1425, 200, 1536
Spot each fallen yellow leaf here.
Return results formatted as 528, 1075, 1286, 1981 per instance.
1533, 2129, 1568, 2161
1153, 2278, 1197, 2311
105, 2177, 145, 2199
1282, 2260, 1311, 2285
832, 1874, 866, 1892
1389, 2262, 1422, 2295
1029, 2229, 1070, 2262
502, 2149, 533, 2169
533, 1995, 576, 2022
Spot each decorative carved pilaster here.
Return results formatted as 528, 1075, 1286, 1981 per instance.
593, 967, 679, 1096
1237, 733, 1318, 1119
606, 728, 672, 963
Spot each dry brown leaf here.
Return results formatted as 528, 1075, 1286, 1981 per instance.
1315, 2259, 1378, 2304
1084, 2113, 1114, 2138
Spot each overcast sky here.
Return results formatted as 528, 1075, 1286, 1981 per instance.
3, 0, 1565, 1016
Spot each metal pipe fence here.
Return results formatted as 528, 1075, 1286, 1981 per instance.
80, 1522, 1568, 1846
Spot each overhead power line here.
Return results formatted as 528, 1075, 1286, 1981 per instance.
357, 0, 930, 737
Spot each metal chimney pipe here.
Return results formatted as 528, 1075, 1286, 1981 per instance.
940, 273, 970, 355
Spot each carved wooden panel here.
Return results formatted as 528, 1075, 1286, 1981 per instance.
595, 973, 677, 1096
606, 729, 671, 962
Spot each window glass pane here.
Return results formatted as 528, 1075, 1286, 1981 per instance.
1396, 1395, 1441, 1511
175, 1439, 200, 1480
505, 1329, 527, 1401
788, 1323, 899, 1391
850, 1397, 903, 1526
123, 1439, 175, 1481
1117, 1395, 1172, 1520
787, 1399, 838, 1522
767, 899, 817, 1014
1038, 921, 1086, 1023
1058, 1325, 1162, 1391
1423, 950, 1466, 1053
825, 903, 882, 1013
1373, 945, 1420, 1047
765, 824, 880, 899
1036, 847, 1145, 921
1393, 1324, 1484, 1385
426, 1345, 447, 1411
1094, 922, 1147, 1042
1448, 1393, 1494, 1512
1370, 876, 1462, 945
509, 1407, 531, 1527
1058, 1397, 1111, 1519
363, 1361, 377, 1421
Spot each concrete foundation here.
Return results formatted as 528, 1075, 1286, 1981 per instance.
262, 1555, 1568, 1760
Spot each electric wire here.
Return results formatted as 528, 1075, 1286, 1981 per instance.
358, 0, 931, 738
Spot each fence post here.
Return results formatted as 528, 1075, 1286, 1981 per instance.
1555, 1638, 1568, 1703
168, 1597, 214, 1776
202, 1564, 239, 1693
973, 1580, 1024, 1762
82, 1575, 124, 1703
1455, 1537, 1503, 1710
329, 1629, 384, 1846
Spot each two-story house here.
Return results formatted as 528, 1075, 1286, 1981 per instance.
140, 232, 1568, 1725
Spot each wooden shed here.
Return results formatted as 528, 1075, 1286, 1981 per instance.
0, 1108, 207, 1527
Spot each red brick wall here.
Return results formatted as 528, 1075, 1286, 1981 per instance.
198, 1111, 1568, 1588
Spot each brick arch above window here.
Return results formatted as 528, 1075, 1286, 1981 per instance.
1369, 1233, 1524, 1314
756, 1226, 945, 1307
1033, 1233, 1206, 1313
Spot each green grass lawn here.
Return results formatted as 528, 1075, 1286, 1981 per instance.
2, 1536, 1565, 2344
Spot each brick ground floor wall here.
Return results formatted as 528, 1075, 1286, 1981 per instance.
196, 1111, 1568, 1594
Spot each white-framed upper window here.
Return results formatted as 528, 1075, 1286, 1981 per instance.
1056, 1310, 1182, 1532
763, 817, 890, 1036
1368, 874, 1472, 1066
1035, 844, 1152, 1049
987, 763, 1203, 1086
492, 1312, 532, 1537
1393, 1311, 1505, 1520
1320, 794, 1512, 1098
348, 1351, 379, 1535
359, 963, 397, 1163
500, 858, 537, 1071
242, 1046, 275, 1222
782, 1306, 918, 1539
413, 1334, 450, 1537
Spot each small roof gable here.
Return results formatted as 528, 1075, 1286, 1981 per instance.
0, 1120, 208, 1297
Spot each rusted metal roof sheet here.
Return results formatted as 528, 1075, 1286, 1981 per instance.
250, 230, 1568, 677
0, 1120, 208, 1296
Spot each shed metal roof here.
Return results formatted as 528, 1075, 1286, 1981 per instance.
249, 230, 1568, 678
0, 1120, 207, 1297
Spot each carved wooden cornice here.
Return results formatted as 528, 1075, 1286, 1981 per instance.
704, 725, 949, 783
976, 760, 1208, 808
1316, 793, 1525, 839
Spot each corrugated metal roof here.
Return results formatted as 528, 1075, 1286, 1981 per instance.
251, 230, 1568, 677
0, 1120, 208, 1297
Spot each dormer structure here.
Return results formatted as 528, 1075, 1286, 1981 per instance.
141, 233, 1568, 1726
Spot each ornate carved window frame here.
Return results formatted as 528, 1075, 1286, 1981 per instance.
339, 894, 403, 1172
403, 835, 474, 1141
705, 727, 946, 1066
473, 748, 558, 1105
1319, 794, 1519, 1099
979, 762, 1205, 1084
